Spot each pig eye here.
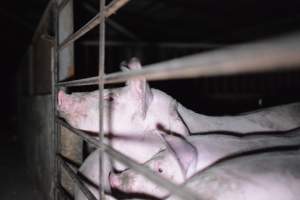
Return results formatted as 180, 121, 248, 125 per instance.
104, 93, 114, 102
158, 168, 163, 173
107, 96, 114, 102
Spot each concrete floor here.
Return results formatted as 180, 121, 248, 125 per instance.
0, 138, 40, 200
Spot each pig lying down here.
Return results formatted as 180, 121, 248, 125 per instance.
109, 128, 300, 198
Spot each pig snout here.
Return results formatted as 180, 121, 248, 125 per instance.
109, 172, 121, 188
57, 90, 72, 113
109, 171, 136, 192
58, 90, 64, 106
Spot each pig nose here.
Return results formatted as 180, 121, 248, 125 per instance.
109, 173, 120, 188
58, 90, 64, 106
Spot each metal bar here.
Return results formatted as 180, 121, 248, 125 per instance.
58, 155, 98, 200
58, 0, 130, 51
56, 118, 199, 200
57, 32, 300, 87
82, 2, 141, 41
56, 118, 100, 145
57, 184, 73, 200
58, 0, 71, 13
98, 0, 106, 199
57, 76, 98, 87
58, 0, 75, 81
82, 40, 223, 48
32, 0, 54, 43
52, 1, 61, 199
106, 18, 142, 41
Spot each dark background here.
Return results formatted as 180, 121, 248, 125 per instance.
1, 0, 300, 141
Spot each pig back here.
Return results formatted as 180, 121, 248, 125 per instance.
185, 129, 300, 177
167, 149, 300, 200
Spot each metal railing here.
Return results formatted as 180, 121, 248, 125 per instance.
58, 0, 130, 51
57, 32, 300, 87
53, 0, 200, 200
56, 119, 199, 200
51, 0, 300, 200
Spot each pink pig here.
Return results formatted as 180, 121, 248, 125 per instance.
59, 58, 300, 200
109, 128, 300, 198
166, 148, 300, 200
178, 102, 300, 134
61, 58, 189, 199
58, 58, 189, 172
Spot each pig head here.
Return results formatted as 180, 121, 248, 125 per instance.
57, 58, 189, 170
108, 133, 198, 198
108, 128, 300, 198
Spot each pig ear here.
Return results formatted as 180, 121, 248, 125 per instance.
126, 58, 153, 118
58, 90, 67, 106
161, 134, 197, 176
120, 60, 128, 72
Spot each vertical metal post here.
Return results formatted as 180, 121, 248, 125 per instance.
58, 0, 74, 80
53, 1, 61, 199
98, 0, 106, 199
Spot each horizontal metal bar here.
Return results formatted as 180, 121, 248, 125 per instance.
57, 118, 100, 146
56, 118, 200, 200
58, 154, 98, 200
82, 2, 141, 41
107, 18, 142, 41
82, 40, 223, 48
105, 32, 300, 83
58, 0, 130, 51
57, 75, 98, 87
57, 32, 300, 87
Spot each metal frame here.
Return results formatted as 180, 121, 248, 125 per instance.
57, 32, 300, 88
50, 0, 300, 200
81, 40, 222, 48
32, 0, 54, 43
58, 0, 130, 51
56, 118, 199, 200
97, 0, 106, 199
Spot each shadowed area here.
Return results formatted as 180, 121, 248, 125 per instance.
0, 129, 39, 200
